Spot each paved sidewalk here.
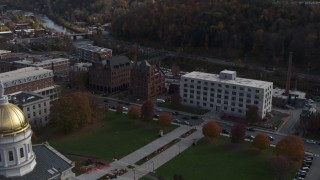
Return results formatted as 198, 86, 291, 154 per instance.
76, 126, 192, 180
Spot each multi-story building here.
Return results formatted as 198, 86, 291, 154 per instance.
9, 91, 50, 129
0, 67, 60, 103
180, 70, 273, 119
0, 50, 11, 59
89, 56, 131, 93
14, 58, 70, 80
77, 45, 112, 62
130, 60, 165, 100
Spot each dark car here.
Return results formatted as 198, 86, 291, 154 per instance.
172, 111, 180, 115
246, 135, 255, 140
246, 127, 255, 131
154, 114, 159, 119
222, 129, 230, 134
191, 116, 200, 119
268, 136, 274, 141
182, 116, 189, 120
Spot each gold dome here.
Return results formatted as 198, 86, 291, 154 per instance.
0, 103, 30, 136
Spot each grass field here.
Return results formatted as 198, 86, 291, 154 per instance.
48, 111, 177, 161
141, 137, 295, 180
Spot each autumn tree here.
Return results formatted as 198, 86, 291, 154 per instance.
202, 121, 221, 141
252, 133, 270, 151
128, 106, 140, 119
270, 155, 291, 180
141, 100, 154, 122
157, 113, 172, 130
246, 105, 261, 124
86, 92, 100, 115
50, 92, 92, 133
276, 135, 304, 162
230, 123, 246, 143
171, 63, 180, 78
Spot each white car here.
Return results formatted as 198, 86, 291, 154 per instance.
122, 107, 129, 111
306, 140, 317, 144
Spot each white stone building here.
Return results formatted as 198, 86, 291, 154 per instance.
9, 91, 50, 129
0, 81, 75, 179
180, 70, 273, 119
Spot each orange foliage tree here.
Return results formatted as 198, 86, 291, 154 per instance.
157, 113, 172, 130
276, 135, 305, 162
128, 106, 140, 119
202, 121, 221, 141
252, 133, 270, 151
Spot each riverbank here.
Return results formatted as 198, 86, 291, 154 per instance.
46, 14, 86, 34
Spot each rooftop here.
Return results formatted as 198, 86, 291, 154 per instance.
0, 67, 53, 85
182, 71, 272, 89
273, 87, 306, 99
14, 58, 69, 66
79, 45, 111, 53
5, 143, 74, 180
0, 50, 11, 54
9, 91, 49, 105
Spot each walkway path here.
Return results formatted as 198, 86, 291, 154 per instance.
75, 125, 196, 180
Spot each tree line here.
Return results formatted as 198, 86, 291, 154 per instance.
111, 0, 320, 74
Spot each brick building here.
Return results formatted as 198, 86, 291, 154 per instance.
89, 56, 131, 93
77, 45, 112, 62
130, 60, 165, 100
0, 67, 60, 102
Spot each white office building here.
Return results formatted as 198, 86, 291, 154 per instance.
180, 70, 273, 119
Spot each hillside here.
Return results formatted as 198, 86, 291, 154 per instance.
111, 0, 320, 74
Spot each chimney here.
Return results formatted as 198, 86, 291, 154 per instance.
285, 52, 293, 95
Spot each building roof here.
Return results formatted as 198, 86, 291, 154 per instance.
273, 87, 306, 99
78, 45, 111, 53
6, 143, 74, 180
0, 50, 11, 54
105, 56, 131, 70
14, 58, 69, 67
9, 91, 49, 105
182, 71, 272, 89
0, 67, 53, 88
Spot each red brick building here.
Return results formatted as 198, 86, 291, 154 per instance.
130, 60, 165, 100
89, 56, 131, 93
0, 67, 59, 102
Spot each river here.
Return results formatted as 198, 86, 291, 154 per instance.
38, 15, 74, 35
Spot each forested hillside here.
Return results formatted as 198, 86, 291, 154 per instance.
111, 0, 320, 73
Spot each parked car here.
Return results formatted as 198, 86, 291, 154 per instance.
268, 136, 274, 141
306, 139, 317, 144
246, 135, 255, 140
122, 107, 129, 111
246, 127, 255, 131
182, 121, 190, 125
221, 129, 230, 134
300, 167, 310, 172
173, 119, 181, 124
172, 111, 180, 115
154, 114, 159, 119
182, 116, 189, 120
156, 99, 166, 104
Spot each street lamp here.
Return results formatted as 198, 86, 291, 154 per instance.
133, 169, 136, 180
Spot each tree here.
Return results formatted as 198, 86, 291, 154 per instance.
270, 155, 290, 180
50, 92, 92, 133
246, 105, 261, 124
230, 123, 246, 143
202, 121, 221, 141
128, 106, 140, 119
141, 100, 154, 121
157, 113, 172, 130
87, 92, 100, 115
252, 133, 270, 151
116, 104, 123, 114
69, 71, 88, 90
276, 135, 304, 162
171, 63, 180, 78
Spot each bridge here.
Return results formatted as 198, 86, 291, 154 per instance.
67, 33, 93, 40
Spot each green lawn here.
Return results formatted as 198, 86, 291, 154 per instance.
48, 111, 177, 161
158, 102, 209, 115
142, 137, 295, 180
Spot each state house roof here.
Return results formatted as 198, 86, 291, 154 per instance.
182, 71, 272, 89
4, 143, 74, 180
